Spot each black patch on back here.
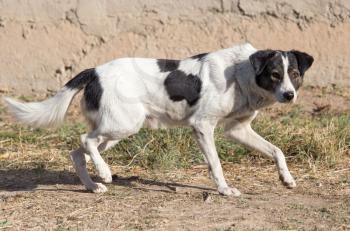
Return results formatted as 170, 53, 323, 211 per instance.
84, 75, 103, 111
157, 59, 180, 72
164, 70, 202, 106
190, 53, 208, 61
65, 68, 96, 90
64, 68, 103, 111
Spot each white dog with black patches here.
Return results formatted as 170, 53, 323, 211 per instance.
5, 43, 313, 196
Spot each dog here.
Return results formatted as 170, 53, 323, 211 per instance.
5, 43, 313, 196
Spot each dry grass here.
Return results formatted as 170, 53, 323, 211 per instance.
0, 103, 349, 171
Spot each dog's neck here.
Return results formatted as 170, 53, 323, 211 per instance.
234, 60, 276, 111
248, 81, 276, 110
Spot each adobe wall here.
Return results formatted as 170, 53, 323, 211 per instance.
0, 0, 349, 94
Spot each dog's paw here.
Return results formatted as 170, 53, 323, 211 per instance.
100, 174, 112, 184
218, 186, 241, 197
279, 174, 296, 189
89, 183, 108, 193
96, 164, 113, 183
99, 170, 113, 183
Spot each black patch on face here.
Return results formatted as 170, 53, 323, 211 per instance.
249, 50, 277, 75
250, 49, 313, 93
251, 51, 284, 92
286, 52, 303, 90
190, 52, 208, 61
157, 59, 180, 72
65, 68, 97, 90
290, 50, 314, 76
83, 74, 103, 111
164, 70, 202, 106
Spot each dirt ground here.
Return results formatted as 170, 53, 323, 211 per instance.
0, 87, 350, 231
1, 163, 349, 230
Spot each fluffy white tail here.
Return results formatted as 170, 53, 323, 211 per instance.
4, 87, 78, 128
5, 68, 97, 128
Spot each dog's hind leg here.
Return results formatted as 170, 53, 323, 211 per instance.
83, 139, 119, 165
70, 135, 119, 193
70, 147, 107, 193
79, 120, 144, 192
80, 133, 114, 184
96, 139, 120, 181
99, 140, 120, 153
77, 99, 145, 192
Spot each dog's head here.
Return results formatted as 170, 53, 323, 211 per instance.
249, 50, 313, 103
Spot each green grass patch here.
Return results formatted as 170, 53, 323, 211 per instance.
1, 108, 349, 170
253, 111, 350, 166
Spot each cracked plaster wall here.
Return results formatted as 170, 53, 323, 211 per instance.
0, 0, 350, 94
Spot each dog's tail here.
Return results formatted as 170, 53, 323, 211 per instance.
4, 68, 98, 128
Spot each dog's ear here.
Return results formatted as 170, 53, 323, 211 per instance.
291, 50, 314, 76
249, 50, 277, 75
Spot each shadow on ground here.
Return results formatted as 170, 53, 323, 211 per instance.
112, 174, 215, 193
0, 169, 215, 193
0, 169, 80, 192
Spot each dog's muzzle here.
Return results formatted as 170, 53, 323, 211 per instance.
283, 91, 294, 101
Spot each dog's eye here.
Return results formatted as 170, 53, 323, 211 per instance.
290, 71, 300, 79
271, 72, 281, 81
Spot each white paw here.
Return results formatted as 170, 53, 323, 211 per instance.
279, 174, 296, 189
99, 169, 112, 183
96, 164, 112, 183
218, 186, 241, 197
88, 183, 108, 193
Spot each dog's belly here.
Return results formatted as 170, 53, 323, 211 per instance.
142, 101, 194, 129
143, 115, 172, 129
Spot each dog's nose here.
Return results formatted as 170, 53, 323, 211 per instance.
283, 91, 294, 101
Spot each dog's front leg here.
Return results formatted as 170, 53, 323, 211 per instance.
193, 122, 241, 196
225, 124, 296, 188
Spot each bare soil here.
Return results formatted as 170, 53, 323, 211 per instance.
1, 163, 349, 231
